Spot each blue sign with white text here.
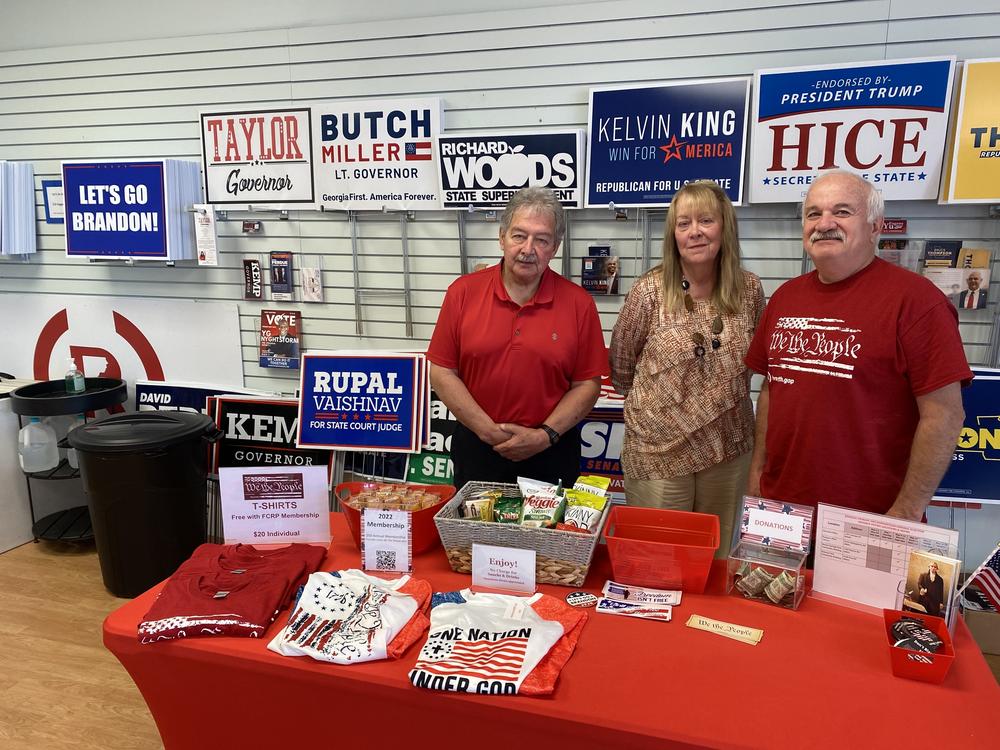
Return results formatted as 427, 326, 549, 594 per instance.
936, 368, 1000, 504
297, 353, 420, 452
586, 78, 750, 207
62, 161, 168, 258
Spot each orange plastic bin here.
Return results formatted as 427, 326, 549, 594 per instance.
336, 482, 456, 554
603, 505, 719, 592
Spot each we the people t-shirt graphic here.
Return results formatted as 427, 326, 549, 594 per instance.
767, 316, 861, 384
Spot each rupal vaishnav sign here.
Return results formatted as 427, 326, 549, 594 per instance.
586, 78, 751, 207
297, 351, 425, 453
750, 57, 956, 202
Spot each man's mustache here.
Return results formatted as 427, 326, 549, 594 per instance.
516, 254, 538, 263
809, 229, 846, 243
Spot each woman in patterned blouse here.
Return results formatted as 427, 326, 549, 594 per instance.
609, 181, 764, 556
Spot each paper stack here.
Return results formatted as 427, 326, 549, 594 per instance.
0, 161, 37, 255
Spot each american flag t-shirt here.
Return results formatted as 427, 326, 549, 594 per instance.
415, 635, 528, 681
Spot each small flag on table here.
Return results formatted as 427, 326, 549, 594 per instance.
957, 544, 1000, 611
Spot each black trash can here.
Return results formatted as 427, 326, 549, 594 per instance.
68, 411, 222, 598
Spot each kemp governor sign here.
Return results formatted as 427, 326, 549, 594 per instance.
438, 130, 584, 208
750, 57, 956, 202
586, 78, 750, 207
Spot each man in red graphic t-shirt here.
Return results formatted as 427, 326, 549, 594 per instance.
745, 170, 971, 520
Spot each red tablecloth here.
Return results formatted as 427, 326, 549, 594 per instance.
104, 514, 999, 749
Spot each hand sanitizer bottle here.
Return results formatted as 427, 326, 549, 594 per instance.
65, 358, 85, 394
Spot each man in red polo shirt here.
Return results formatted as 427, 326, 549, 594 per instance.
427, 187, 608, 488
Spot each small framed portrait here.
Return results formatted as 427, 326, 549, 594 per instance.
901, 551, 959, 622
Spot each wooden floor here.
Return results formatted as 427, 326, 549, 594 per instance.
1, 540, 997, 750
0, 540, 162, 750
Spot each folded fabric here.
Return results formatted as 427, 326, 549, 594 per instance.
139, 571, 289, 644
408, 590, 587, 695
267, 569, 431, 664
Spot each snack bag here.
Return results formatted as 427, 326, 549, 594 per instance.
520, 494, 566, 528
573, 475, 611, 497
556, 488, 607, 533
517, 476, 558, 499
493, 494, 523, 523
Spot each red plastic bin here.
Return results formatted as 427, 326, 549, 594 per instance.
603, 505, 719, 592
336, 482, 456, 554
883, 609, 955, 683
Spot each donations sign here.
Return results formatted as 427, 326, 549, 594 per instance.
749, 57, 956, 202
200, 108, 315, 205
946, 58, 1000, 203
297, 351, 424, 452
438, 130, 584, 208
935, 368, 1000, 505
311, 97, 442, 210
62, 160, 168, 258
586, 78, 750, 207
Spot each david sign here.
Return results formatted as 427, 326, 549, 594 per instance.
750, 57, 956, 202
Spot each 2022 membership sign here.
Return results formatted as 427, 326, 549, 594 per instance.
297, 351, 425, 452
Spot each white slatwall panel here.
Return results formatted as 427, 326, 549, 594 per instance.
1, 0, 998, 392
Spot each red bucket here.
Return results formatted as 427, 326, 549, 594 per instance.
883, 609, 955, 683
603, 506, 719, 593
336, 482, 455, 554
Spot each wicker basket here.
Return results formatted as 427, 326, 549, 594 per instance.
433, 481, 610, 587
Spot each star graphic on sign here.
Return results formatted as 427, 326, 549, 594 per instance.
658, 135, 686, 163
918, 173, 927, 181
762, 177, 771, 185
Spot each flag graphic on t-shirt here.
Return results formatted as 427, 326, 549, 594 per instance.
768, 316, 861, 381
414, 636, 528, 680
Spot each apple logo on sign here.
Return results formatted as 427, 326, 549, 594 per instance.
496, 145, 529, 187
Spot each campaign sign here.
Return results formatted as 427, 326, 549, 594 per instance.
586, 78, 750, 207
438, 130, 584, 208
946, 59, 1000, 203
406, 388, 457, 485
135, 380, 265, 414
297, 352, 422, 452
62, 160, 168, 258
579, 405, 625, 503
935, 368, 1000, 505
749, 57, 956, 203
215, 397, 334, 481
311, 97, 443, 210
200, 108, 315, 205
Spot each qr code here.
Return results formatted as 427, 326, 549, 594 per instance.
375, 549, 396, 570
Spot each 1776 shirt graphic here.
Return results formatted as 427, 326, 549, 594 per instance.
767, 316, 862, 383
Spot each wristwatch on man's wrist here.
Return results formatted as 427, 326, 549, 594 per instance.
539, 423, 560, 446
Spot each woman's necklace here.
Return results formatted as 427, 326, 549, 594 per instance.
682, 277, 723, 358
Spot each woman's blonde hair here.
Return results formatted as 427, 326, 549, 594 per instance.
659, 181, 744, 315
